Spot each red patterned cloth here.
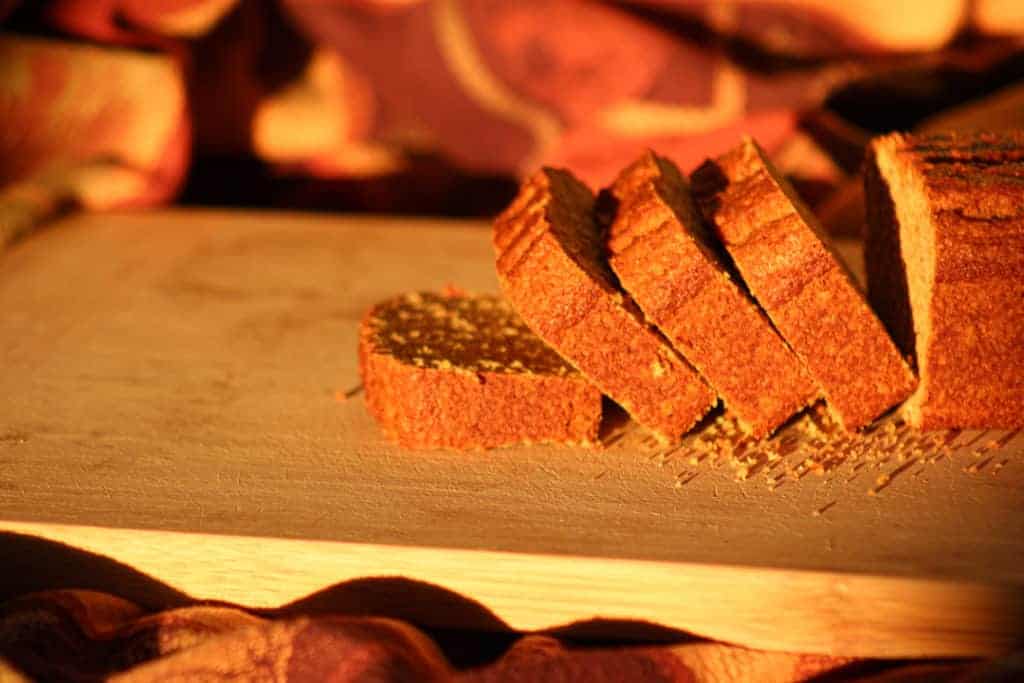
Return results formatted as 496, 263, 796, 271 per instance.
2, 0, 1024, 245
1, 590, 1019, 681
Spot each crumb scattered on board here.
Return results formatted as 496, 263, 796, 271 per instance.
335, 384, 364, 402
607, 404, 1020, 516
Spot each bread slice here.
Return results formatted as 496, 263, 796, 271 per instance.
603, 152, 818, 438
692, 138, 916, 430
493, 168, 716, 442
359, 291, 602, 449
865, 131, 1024, 429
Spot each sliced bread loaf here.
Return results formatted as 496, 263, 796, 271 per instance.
604, 151, 818, 438
692, 138, 916, 430
494, 168, 716, 442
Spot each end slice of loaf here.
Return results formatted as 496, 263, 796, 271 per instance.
865, 131, 1024, 429
692, 138, 916, 430
494, 168, 716, 442
604, 151, 818, 438
359, 291, 602, 449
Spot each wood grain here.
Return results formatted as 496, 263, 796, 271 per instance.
1, 210, 1022, 657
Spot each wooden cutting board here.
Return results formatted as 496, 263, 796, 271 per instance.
1, 210, 1021, 658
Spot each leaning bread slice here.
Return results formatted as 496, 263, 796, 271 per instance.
359, 291, 602, 450
692, 138, 916, 430
604, 151, 818, 438
494, 168, 715, 442
865, 131, 1024, 429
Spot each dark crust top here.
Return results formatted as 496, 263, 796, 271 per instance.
363, 291, 575, 376
693, 138, 916, 430
605, 151, 818, 438
867, 131, 1024, 429
897, 131, 1024, 284
494, 167, 715, 441
358, 292, 602, 450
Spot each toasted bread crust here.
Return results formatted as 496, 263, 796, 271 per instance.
359, 292, 602, 449
605, 152, 818, 438
866, 131, 1024, 429
494, 168, 715, 441
693, 139, 916, 430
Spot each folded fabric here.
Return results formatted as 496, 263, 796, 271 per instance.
3, 589, 1018, 682
2, 1, 1024, 246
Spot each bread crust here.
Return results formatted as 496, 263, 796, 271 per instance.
605, 152, 818, 438
359, 292, 602, 449
693, 138, 916, 430
493, 168, 715, 442
866, 131, 1024, 429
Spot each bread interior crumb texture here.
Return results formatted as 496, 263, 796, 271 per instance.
872, 136, 935, 425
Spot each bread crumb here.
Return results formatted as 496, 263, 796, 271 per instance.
651, 406, 1001, 495
441, 283, 467, 297
964, 457, 993, 474
812, 501, 836, 517
335, 383, 364, 403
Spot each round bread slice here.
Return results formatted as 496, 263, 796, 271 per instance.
493, 167, 716, 443
359, 291, 602, 450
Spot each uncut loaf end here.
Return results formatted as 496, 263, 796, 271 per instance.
865, 131, 1024, 429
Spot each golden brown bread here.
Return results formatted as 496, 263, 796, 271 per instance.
604, 151, 818, 438
359, 292, 602, 449
692, 138, 916, 430
865, 131, 1024, 429
493, 167, 716, 442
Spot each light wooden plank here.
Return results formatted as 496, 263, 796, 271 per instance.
0, 210, 1021, 657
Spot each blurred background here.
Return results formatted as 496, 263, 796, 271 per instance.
1, 0, 1023, 245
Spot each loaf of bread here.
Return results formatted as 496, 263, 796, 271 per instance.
603, 152, 818, 438
359, 292, 602, 449
494, 167, 716, 442
865, 131, 1024, 429
692, 138, 916, 430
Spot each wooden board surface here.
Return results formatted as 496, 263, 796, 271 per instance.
1, 210, 1022, 657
